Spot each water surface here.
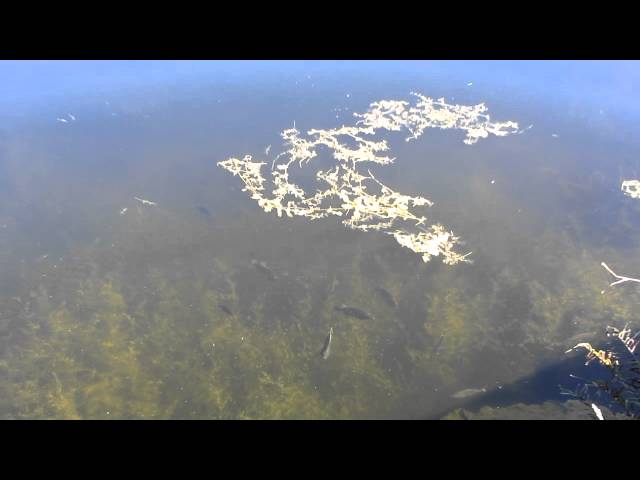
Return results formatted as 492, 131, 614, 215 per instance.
1, 60, 639, 419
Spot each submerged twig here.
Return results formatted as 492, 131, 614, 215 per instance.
600, 262, 640, 292
591, 403, 605, 420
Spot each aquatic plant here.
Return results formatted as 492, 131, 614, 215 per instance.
218, 93, 520, 265
1, 233, 409, 419
562, 187, 640, 419
564, 324, 640, 419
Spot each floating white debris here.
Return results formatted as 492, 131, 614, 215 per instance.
466, 82, 473, 86
621, 179, 640, 199
56, 118, 68, 123
490, 180, 495, 184
119, 207, 128, 215
218, 92, 519, 265
68, 114, 76, 121
591, 403, 604, 420
346, 93, 351, 98
134, 197, 157, 207
551, 133, 559, 138
265, 144, 271, 156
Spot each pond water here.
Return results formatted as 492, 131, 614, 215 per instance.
1, 60, 639, 419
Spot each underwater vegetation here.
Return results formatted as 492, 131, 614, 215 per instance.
2, 159, 640, 420
0, 223, 407, 419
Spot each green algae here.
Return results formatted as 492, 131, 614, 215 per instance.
2, 185, 640, 419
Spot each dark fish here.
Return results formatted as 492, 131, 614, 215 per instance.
218, 304, 233, 316
196, 206, 211, 217
430, 335, 445, 359
76, 369, 97, 382
374, 286, 397, 309
334, 304, 371, 320
251, 259, 277, 280
320, 327, 333, 360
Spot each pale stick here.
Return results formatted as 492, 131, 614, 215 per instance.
600, 262, 640, 292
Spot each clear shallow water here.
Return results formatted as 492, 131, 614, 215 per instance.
1, 60, 640, 419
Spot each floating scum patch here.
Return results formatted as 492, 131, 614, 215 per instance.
218, 93, 520, 265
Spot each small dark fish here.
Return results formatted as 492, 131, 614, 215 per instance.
76, 369, 97, 382
374, 286, 397, 309
334, 304, 371, 320
218, 304, 233, 316
251, 259, 277, 280
430, 335, 445, 359
196, 206, 212, 217
320, 327, 333, 360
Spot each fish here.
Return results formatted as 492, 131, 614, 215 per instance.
218, 304, 233, 316
430, 335, 445, 359
374, 286, 397, 309
334, 305, 371, 320
52, 371, 63, 395
451, 388, 487, 399
119, 207, 128, 215
134, 196, 157, 206
320, 327, 333, 360
76, 369, 97, 382
196, 206, 211, 217
251, 259, 277, 280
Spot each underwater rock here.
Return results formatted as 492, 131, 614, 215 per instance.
442, 400, 631, 420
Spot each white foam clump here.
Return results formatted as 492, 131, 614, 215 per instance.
218, 92, 519, 265
621, 180, 640, 199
